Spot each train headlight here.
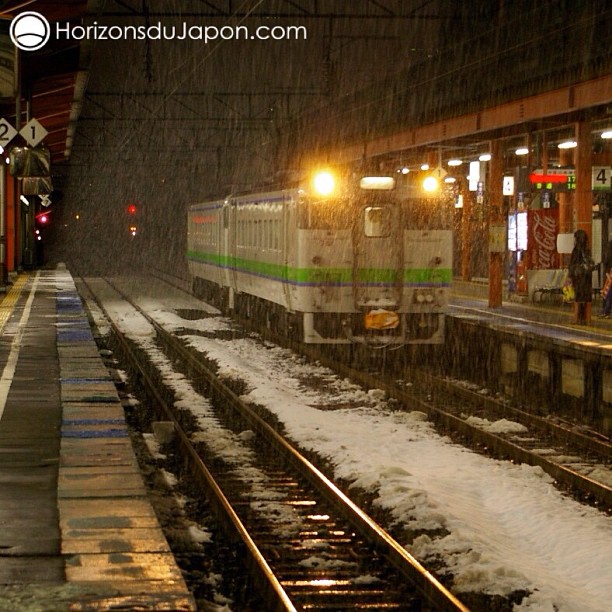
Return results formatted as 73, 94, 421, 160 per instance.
313, 171, 336, 196
422, 176, 439, 193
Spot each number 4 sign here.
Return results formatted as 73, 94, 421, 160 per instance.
592, 166, 612, 191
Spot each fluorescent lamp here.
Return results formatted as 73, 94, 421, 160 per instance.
557, 140, 577, 149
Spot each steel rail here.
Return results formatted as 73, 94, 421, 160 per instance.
308, 349, 612, 509
77, 276, 297, 611
150, 266, 611, 510
220, 302, 612, 511
297, 346, 612, 510
97, 276, 469, 611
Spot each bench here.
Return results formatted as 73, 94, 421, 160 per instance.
530, 269, 568, 303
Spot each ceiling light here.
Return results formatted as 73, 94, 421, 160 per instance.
601, 130, 612, 139
401, 166, 410, 174
478, 153, 491, 162
447, 159, 462, 166
515, 147, 529, 155
558, 140, 577, 149
420, 163, 430, 171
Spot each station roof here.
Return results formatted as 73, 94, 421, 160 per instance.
0, 0, 90, 165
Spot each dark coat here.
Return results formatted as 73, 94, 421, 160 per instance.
569, 245, 595, 303
604, 244, 612, 273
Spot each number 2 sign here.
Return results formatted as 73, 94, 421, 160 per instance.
0, 118, 17, 150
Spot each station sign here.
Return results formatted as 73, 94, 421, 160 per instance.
0, 118, 17, 149
529, 168, 575, 192
502, 176, 514, 196
430, 166, 447, 180
20, 118, 47, 147
489, 224, 506, 253
529, 166, 612, 191
0, 116, 48, 149
592, 166, 612, 191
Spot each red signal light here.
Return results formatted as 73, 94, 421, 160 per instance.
127, 204, 137, 214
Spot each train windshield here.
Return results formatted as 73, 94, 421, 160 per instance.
299, 198, 353, 229
401, 197, 453, 230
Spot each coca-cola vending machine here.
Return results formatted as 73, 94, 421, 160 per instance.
526, 209, 560, 270
508, 208, 559, 296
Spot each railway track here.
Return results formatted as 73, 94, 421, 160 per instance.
293, 341, 612, 513
152, 267, 611, 510
77, 275, 468, 611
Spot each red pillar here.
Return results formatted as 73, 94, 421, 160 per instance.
461, 177, 472, 281
5, 170, 15, 275
488, 139, 504, 308
575, 120, 592, 243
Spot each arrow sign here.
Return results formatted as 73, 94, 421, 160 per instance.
39, 194, 51, 207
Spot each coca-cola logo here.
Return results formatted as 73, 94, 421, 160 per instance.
531, 211, 557, 269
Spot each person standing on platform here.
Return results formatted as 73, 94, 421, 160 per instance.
568, 229, 596, 325
599, 242, 612, 318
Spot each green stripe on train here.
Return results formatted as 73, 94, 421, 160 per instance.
187, 250, 452, 284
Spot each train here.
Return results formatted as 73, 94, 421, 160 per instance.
187, 170, 453, 346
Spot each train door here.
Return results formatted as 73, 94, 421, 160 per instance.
223, 199, 237, 309
281, 192, 293, 312
352, 200, 403, 311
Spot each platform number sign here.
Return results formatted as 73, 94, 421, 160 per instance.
592, 166, 612, 191
0, 118, 18, 149
20, 118, 47, 147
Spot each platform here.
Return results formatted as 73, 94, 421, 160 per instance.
0, 267, 195, 611
450, 281, 612, 434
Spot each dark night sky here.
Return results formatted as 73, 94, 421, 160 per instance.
50, 1, 610, 273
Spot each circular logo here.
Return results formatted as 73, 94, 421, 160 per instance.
10, 12, 51, 52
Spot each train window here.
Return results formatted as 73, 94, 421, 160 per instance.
265, 219, 271, 250
364, 206, 391, 237
238, 219, 244, 248
402, 199, 452, 229
299, 199, 352, 229
255, 220, 262, 247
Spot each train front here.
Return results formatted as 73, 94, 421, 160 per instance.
299, 172, 452, 346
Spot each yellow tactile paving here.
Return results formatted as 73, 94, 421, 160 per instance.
0, 274, 30, 334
